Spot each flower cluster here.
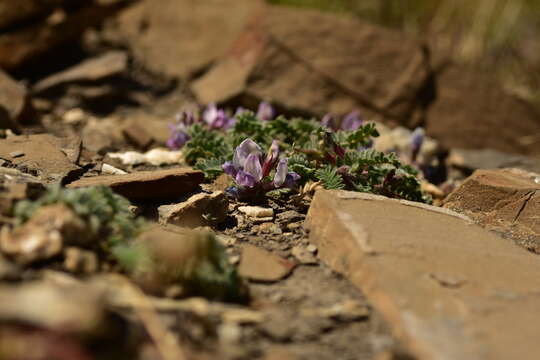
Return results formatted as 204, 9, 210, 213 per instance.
167, 102, 276, 151
222, 139, 300, 198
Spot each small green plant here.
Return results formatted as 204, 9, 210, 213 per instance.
169, 102, 430, 203
13, 185, 145, 248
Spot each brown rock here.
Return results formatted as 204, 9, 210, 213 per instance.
0, 204, 89, 265
67, 168, 204, 201
158, 191, 229, 228
0, 2, 125, 71
194, 6, 430, 121
0, 133, 82, 182
238, 244, 295, 282
448, 148, 540, 174
426, 65, 540, 155
0, 0, 65, 30
33, 51, 128, 93
121, 121, 153, 150
0, 281, 105, 333
0, 69, 32, 130
107, 0, 264, 79
63, 246, 98, 274
443, 168, 540, 252
306, 189, 540, 360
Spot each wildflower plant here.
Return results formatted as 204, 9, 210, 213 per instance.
167, 101, 430, 203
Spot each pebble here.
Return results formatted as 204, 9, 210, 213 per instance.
291, 246, 318, 265
238, 206, 274, 218
306, 244, 318, 253
101, 163, 128, 175
9, 150, 24, 158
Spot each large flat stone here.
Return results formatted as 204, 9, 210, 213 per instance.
67, 168, 204, 201
444, 168, 540, 252
305, 189, 540, 360
108, 0, 263, 79
193, 6, 430, 121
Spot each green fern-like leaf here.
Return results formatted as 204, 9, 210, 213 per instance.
315, 166, 345, 190
194, 157, 227, 180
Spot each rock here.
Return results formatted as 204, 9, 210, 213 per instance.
0, 2, 126, 71
0, 281, 105, 333
33, 51, 128, 93
107, 0, 264, 79
81, 117, 120, 154
291, 245, 317, 265
121, 121, 153, 149
306, 189, 540, 360
443, 168, 540, 252
63, 246, 98, 274
0, 0, 66, 30
101, 163, 127, 175
194, 6, 430, 121
67, 168, 204, 202
238, 205, 274, 218
300, 300, 370, 322
0, 204, 89, 265
0, 134, 82, 182
238, 244, 295, 282
448, 148, 540, 174
426, 65, 540, 155
0, 254, 20, 280
107, 148, 183, 166
0, 68, 33, 131
158, 191, 229, 228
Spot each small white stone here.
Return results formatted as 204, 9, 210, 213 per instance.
238, 206, 274, 218
63, 108, 86, 124
306, 244, 318, 253
101, 163, 128, 175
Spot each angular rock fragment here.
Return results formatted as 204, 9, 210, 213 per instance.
33, 51, 128, 93
0, 69, 33, 131
158, 191, 228, 228
238, 206, 273, 218
0, 204, 89, 265
306, 189, 540, 360
0, 134, 82, 182
194, 6, 430, 121
444, 168, 540, 252
67, 168, 204, 201
426, 65, 540, 155
238, 244, 295, 282
107, 0, 264, 79
0, 1, 127, 70
448, 148, 540, 174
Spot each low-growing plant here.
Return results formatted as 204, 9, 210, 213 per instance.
168, 102, 430, 203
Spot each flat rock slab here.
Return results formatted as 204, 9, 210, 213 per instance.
305, 189, 540, 360
109, 0, 263, 79
238, 244, 295, 282
444, 168, 540, 252
0, 134, 81, 182
67, 168, 204, 202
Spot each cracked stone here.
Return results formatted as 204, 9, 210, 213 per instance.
444, 168, 540, 252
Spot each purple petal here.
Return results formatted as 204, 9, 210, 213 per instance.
233, 139, 263, 168
234, 107, 247, 117
166, 123, 191, 149
341, 110, 363, 131
284, 172, 301, 188
203, 103, 219, 126
244, 153, 263, 182
235, 170, 256, 188
321, 114, 336, 130
222, 161, 238, 177
273, 158, 288, 187
256, 101, 275, 121
262, 140, 280, 177
410, 127, 424, 162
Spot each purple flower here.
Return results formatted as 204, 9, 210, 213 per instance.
166, 111, 195, 149
256, 101, 275, 121
410, 127, 424, 162
321, 111, 363, 131
341, 111, 363, 131
203, 103, 235, 130
223, 138, 300, 197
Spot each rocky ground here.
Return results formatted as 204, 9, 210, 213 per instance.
1, 1, 540, 360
